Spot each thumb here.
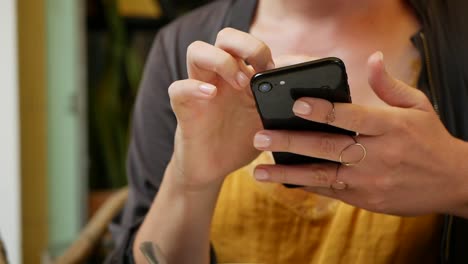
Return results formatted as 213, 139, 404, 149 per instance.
367, 51, 432, 111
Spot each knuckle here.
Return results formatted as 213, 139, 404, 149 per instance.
311, 166, 330, 184
168, 82, 188, 110
385, 115, 399, 130
251, 40, 269, 58
168, 80, 199, 109
411, 88, 430, 106
187, 41, 204, 57
413, 89, 427, 100
347, 111, 364, 132
368, 196, 388, 212
374, 175, 395, 193
366, 192, 389, 212
167, 80, 181, 99
211, 52, 233, 74
379, 144, 403, 169
390, 113, 411, 132
281, 131, 293, 152
318, 135, 337, 157
279, 166, 288, 183
388, 78, 400, 92
216, 27, 235, 43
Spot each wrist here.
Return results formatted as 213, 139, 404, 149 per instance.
446, 139, 468, 218
164, 159, 224, 198
133, 160, 222, 264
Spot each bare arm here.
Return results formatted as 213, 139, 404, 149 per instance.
131, 28, 275, 263
133, 161, 222, 264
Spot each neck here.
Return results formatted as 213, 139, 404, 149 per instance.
256, 0, 413, 26
253, 0, 420, 55
251, 0, 421, 108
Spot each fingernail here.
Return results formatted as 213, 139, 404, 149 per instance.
376, 51, 387, 72
293, 100, 312, 115
199, 84, 216, 95
377, 51, 384, 61
236, 72, 249, 88
253, 133, 272, 149
254, 169, 269, 180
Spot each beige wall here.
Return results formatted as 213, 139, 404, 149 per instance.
16, 1, 162, 262
17, 0, 48, 262
0, 0, 21, 263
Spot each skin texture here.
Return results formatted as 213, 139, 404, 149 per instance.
133, 29, 274, 264
132, 0, 468, 263
253, 52, 468, 216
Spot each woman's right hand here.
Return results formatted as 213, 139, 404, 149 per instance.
167, 28, 275, 190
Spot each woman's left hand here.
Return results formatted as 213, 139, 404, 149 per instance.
252, 52, 468, 217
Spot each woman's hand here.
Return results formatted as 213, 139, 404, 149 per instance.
168, 28, 275, 190
252, 51, 468, 216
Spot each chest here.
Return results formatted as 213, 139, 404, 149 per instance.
250, 26, 422, 107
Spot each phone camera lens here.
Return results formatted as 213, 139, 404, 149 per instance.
258, 82, 273, 93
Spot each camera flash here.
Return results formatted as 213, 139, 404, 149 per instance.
280, 81, 286, 85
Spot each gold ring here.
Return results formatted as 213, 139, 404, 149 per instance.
330, 180, 348, 191
339, 137, 367, 166
330, 165, 348, 191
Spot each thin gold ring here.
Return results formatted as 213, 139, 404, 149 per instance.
339, 137, 367, 166
330, 164, 348, 191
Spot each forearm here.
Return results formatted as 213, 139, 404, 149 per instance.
132, 161, 223, 264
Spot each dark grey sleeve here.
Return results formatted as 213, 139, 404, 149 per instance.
106, 30, 177, 263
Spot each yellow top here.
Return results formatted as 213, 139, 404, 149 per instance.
211, 152, 442, 264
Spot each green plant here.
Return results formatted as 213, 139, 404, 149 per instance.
88, 0, 212, 189
88, 0, 143, 188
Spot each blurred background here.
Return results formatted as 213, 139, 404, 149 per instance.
0, 0, 210, 263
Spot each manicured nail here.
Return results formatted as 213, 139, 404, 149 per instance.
254, 169, 269, 180
199, 84, 216, 95
236, 72, 249, 88
254, 133, 272, 149
377, 51, 384, 61
292, 100, 312, 115
376, 51, 387, 72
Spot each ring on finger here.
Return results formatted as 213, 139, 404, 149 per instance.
339, 137, 367, 166
330, 164, 348, 191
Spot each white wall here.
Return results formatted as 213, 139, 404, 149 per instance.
0, 0, 21, 263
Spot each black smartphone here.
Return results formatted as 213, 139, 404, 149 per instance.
250, 57, 355, 188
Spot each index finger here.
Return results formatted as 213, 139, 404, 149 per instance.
215, 27, 275, 72
292, 97, 393, 135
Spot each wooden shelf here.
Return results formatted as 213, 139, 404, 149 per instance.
118, 0, 162, 18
